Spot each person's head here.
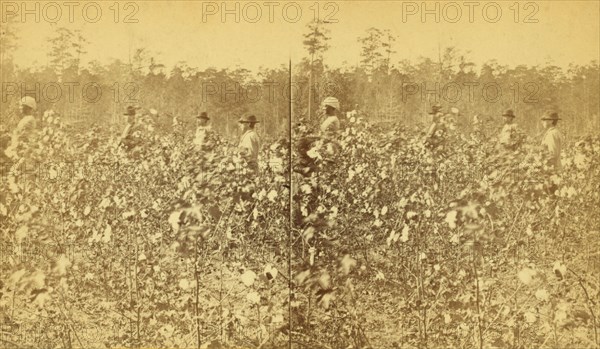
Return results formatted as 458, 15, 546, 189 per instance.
428, 104, 442, 119
321, 97, 340, 116
196, 112, 209, 127
20, 96, 37, 116
502, 109, 516, 125
238, 115, 259, 131
541, 110, 560, 129
324, 105, 336, 115
123, 105, 138, 124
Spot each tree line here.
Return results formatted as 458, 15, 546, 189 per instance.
1, 22, 598, 141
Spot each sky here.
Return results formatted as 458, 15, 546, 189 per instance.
3, 0, 599, 73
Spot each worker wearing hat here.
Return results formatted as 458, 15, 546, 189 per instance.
498, 109, 523, 151
424, 103, 446, 149
118, 105, 143, 151
194, 112, 214, 150
320, 97, 341, 136
16, 96, 38, 138
541, 110, 563, 172
238, 114, 260, 172
5, 96, 39, 160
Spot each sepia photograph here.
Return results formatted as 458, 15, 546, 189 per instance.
1, 1, 599, 348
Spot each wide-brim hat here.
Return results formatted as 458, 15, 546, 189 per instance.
428, 104, 442, 115
20, 96, 37, 110
541, 110, 561, 120
321, 97, 340, 110
239, 115, 259, 124
196, 112, 209, 120
502, 109, 516, 118
123, 105, 140, 116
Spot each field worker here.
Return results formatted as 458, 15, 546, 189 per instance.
471, 114, 484, 143
172, 113, 183, 135
238, 114, 260, 172
193, 112, 213, 150
118, 105, 143, 151
541, 110, 563, 172
320, 97, 341, 137
446, 107, 460, 130
424, 104, 446, 148
498, 109, 523, 151
13, 96, 38, 144
4, 97, 38, 161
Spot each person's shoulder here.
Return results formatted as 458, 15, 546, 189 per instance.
549, 128, 562, 137
16, 116, 36, 130
20, 115, 36, 124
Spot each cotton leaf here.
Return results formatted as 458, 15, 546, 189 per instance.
339, 255, 356, 275
553, 261, 567, 280
83, 206, 91, 216
240, 270, 257, 287
179, 279, 190, 290
319, 292, 335, 309
16, 226, 29, 243
400, 225, 409, 242
318, 272, 331, 289
264, 264, 278, 280
303, 226, 315, 242
306, 148, 320, 159
99, 197, 110, 208
450, 234, 460, 244
518, 267, 536, 285
300, 184, 312, 194
246, 291, 260, 304
271, 313, 284, 323
168, 211, 181, 232
535, 289, 549, 302
444, 314, 452, 324
387, 230, 398, 246
381, 206, 388, 216
445, 210, 457, 229
257, 189, 267, 201
122, 211, 135, 219
524, 312, 537, 323
295, 270, 310, 285
54, 255, 71, 276
102, 225, 112, 243
267, 189, 277, 202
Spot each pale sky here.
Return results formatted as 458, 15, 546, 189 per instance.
3, 1, 599, 73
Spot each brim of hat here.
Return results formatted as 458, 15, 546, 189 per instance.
239, 120, 260, 123
541, 117, 561, 120
502, 114, 516, 117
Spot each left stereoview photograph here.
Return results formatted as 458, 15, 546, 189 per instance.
0, 1, 295, 348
